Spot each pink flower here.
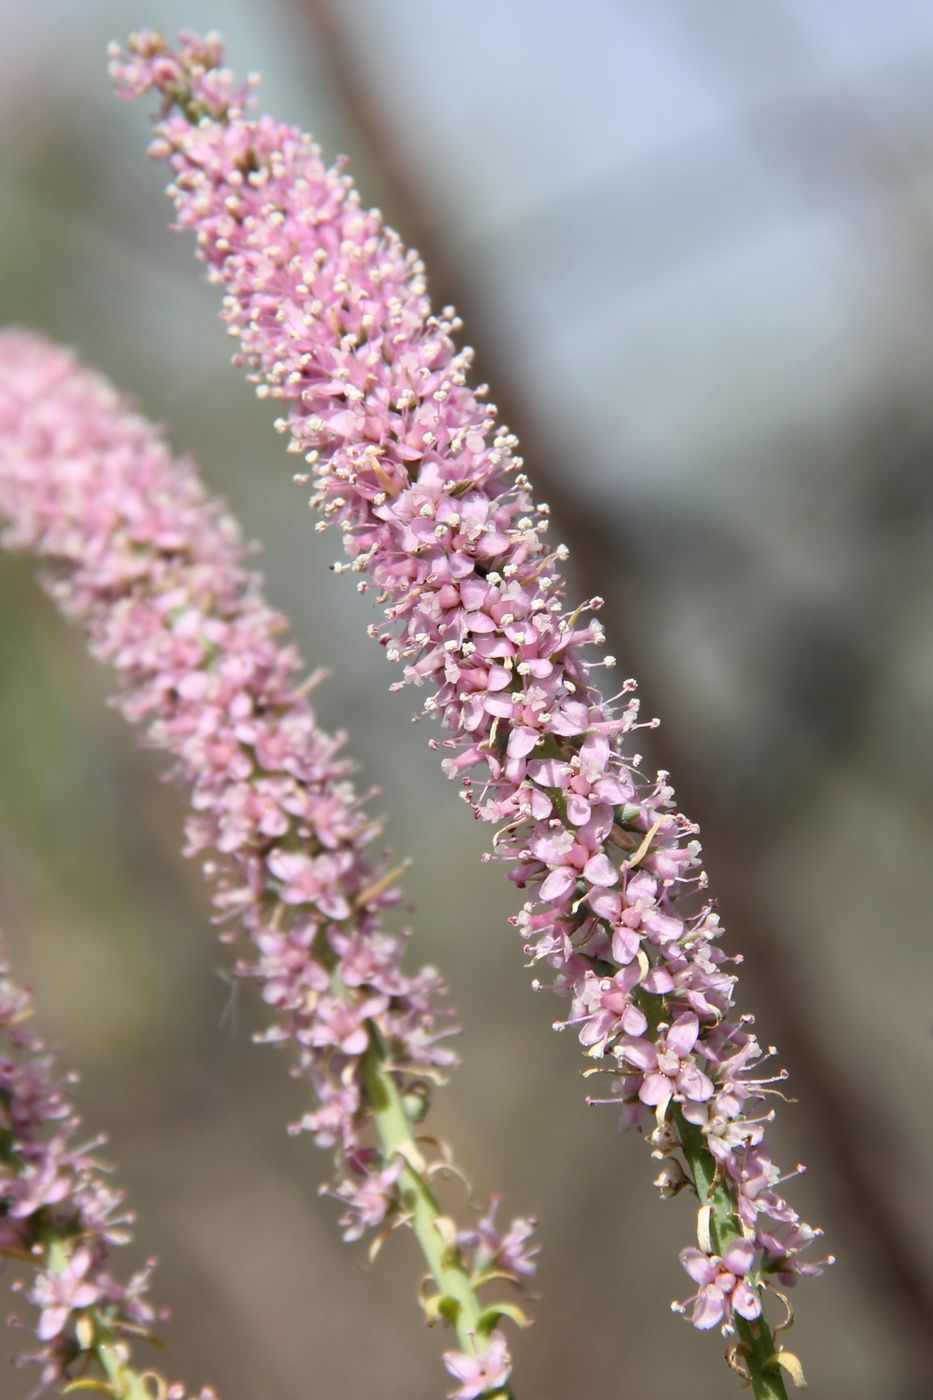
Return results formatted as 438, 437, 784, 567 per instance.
532, 822, 618, 904
266, 849, 352, 919
678, 1239, 762, 1331
459, 1194, 539, 1281
617, 1012, 715, 1114
331, 1157, 404, 1243
443, 1332, 512, 1400
30, 1248, 103, 1341
303, 992, 389, 1057
562, 965, 647, 1056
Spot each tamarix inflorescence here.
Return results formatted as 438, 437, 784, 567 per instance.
0, 330, 536, 1399
113, 29, 831, 1398
0, 937, 218, 1398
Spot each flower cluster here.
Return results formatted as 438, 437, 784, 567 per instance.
113, 28, 830, 1376
0, 330, 534, 1398
0, 945, 166, 1392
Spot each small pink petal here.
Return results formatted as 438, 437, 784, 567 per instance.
677, 1064, 715, 1102
316, 891, 351, 920
666, 1012, 699, 1058
340, 1027, 369, 1056
643, 910, 684, 943
582, 852, 618, 887
639, 1073, 672, 1107
37, 1305, 69, 1342
618, 1038, 656, 1072
526, 758, 569, 788
71, 1281, 103, 1308
485, 693, 516, 719
732, 1280, 762, 1320
691, 1285, 726, 1330
539, 866, 577, 902
611, 925, 641, 964
507, 726, 539, 759
459, 578, 488, 611
267, 849, 308, 882
722, 1239, 756, 1276
579, 735, 609, 769
621, 1005, 647, 1036
566, 794, 592, 826
550, 700, 589, 735
588, 886, 621, 920
680, 1248, 718, 1287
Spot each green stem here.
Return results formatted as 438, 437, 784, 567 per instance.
363, 1033, 515, 1399
96, 1341, 156, 1400
734, 1316, 791, 1400
675, 1113, 789, 1400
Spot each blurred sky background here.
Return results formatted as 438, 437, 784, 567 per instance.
1, 2, 933, 1396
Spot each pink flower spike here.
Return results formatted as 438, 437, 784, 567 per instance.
116, 27, 829, 1381
0, 329, 534, 1395
0, 945, 182, 1389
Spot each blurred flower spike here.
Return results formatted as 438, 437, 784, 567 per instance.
0, 944, 190, 1395
0, 330, 536, 1398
